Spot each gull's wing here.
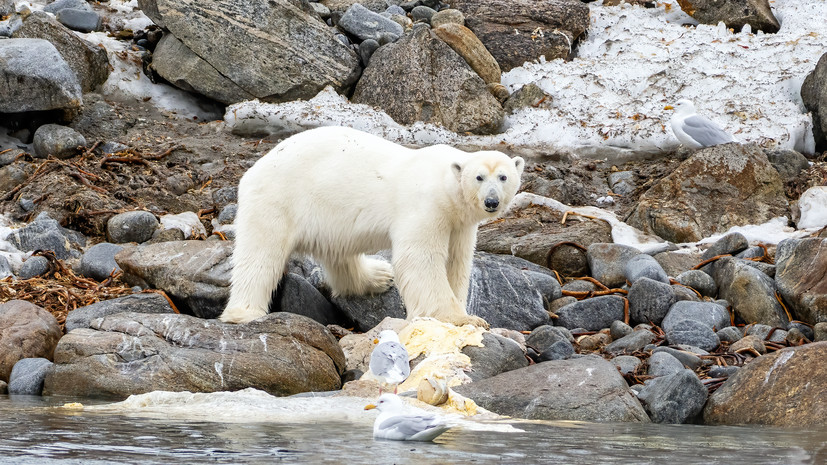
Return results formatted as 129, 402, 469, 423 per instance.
370, 342, 411, 379
377, 414, 443, 437
682, 114, 735, 147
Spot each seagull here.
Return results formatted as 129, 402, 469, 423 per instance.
364, 394, 451, 442
369, 330, 410, 394
664, 99, 737, 149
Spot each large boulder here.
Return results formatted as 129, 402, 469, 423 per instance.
453, 355, 650, 422
775, 238, 827, 324
12, 11, 110, 93
352, 23, 503, 135
0, 300, 62, 383
0, 38, 82, 113
140, 0, 360, 104
676, 0, 780, 33
802, 53, 827, 152
714, 257, 789, 327
449, 0, 589, 72
44, 312, 346, 398
626, 144, 788, 243
704, 342, 827, 426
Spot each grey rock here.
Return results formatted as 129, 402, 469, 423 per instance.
708, 365, 740, 378
143, 0, 360, 104
331, 287, 406, 333
651, 346, 703, 370
549, 296, 576, 313
217, 204, 237, 224
775, 238, 827, 325
610, 320, 633, 340
65, 293, 175, 332
0, 38, 82, 113
526, 325, 574, 352
453, 355, 650, 422
647, 351, 684, 377
5, 212, 86, 260
653, 249, 702, 278
32, 124, 86, 159
672, 285, 702, 302
0, 300, 62, 383
538, 340, 574, 361
339, 3, 404, 41
410, 5, 436, 23
56, 7, 101, 32
665, 319, 720, 351
352, 23, 503, 135
43, 0, 91, 14
765, 149, 811, 182
701, 232, 749, 261
788, 321, 814, 341
358, 38, 380, 66
449, 0, 590, 71
44, 312, 346, 397
384, 5, 406, 16
0, 380, 6, 394
13, 11, 110, 92
587, 243, 642, 288
116, 240, 233, 319
0, 256, 10, 279
0, 0, 13, 16
661, 301, 730, 333
462, 332, 529, 381
503, 83, 551, 114
628, 277, 675, 326
744, 324, 787, 343
814, 322, 827, 342
0, 163, 31, 197
275, 273, 343, 326
714, 257, 789, 327
624, 254, 669, 284
678, 0, 780, 33
802, 52, 827, 152
604, 329, 655, 355
212, 187, 238, 206
637, 369, 707, 424
430, 8, 464, 28
627, 145, 788, 243
716, 326, 743, 343
18, 256, 50, 279
555, 295, 625, 331
675, 269, 717, 297
309, 1, 331, 18
78, 242, 124, 281
8, 358, 53, 395
106, 211, 159, 244
612, 355, 641, 375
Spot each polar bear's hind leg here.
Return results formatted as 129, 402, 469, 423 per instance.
322, 254, 394, 296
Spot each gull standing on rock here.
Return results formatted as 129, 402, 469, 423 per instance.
664, 99, 737, 149
369, 330, 410, 394
364, 394, 451, 442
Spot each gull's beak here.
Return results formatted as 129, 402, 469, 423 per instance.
373, 338, 379, 344
364, 404, 377, 410
664, 105, 674, 110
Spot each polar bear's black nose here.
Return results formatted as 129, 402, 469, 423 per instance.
484, 198, 499, 210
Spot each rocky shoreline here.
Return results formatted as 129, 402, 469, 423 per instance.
2, 0, 827, 429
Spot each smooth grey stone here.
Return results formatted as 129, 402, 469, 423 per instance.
651, 346, 703, 370
661, 301, 730, 333
538, 339, 575, 361
555, 295, 626, 331
8, 358, 53, 395
5, 212, 85, 260
0, 256, 10, 279
708, 365, 740, 378
32, 124, 86, 159
714, 257, 788, 327
411, 5, 436, 22
43, 0, 91, 13
610, 320, 633, 340
665, 319, 720, 351
526, 325, 574, 352
79, 242, 124, 281
212, 186, 237, 205
309, 1, 330, 18
745, 324, 787, 343
716, 326, 743, 343
672, 284, 701, 302
274, 272, 344, 326
106, 211, 159, 244
339, 3, 403, 42
587, 243, 642, 288
385, 5, 406, 15
624, 254, 669, 284
788, 322, 814, 341
701, 232, 749, 261
637, 369, 707, 424
64, 293, 175, 332
358, 38, 380, 65
604, 329, 655, 355
18, 255, 50, 279
628, 277, 675, 326
462, 332, 529, 382
647, 351, 684, 377
56, 7, 101, 32
675, 269, 717, 298
612, 355, 641, 375
217, 204, 237, 224
0, 38, 82, 113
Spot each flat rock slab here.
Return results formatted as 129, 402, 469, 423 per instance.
704, 342, 827, 427
44, 312, 346, 398
454, 355, 650, 422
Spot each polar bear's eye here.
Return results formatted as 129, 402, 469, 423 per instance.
499, 175, 508, 182
476, 175, 484, 181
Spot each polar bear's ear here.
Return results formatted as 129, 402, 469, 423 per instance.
513, 156, 525, 175
451, 162, 463, 181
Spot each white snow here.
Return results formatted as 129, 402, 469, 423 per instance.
797, 186, 827, 230
159, 211, 207, 239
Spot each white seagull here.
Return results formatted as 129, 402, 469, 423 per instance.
664, 99, 737, 149
364, 394, 451, 442
369, 330, 410, 394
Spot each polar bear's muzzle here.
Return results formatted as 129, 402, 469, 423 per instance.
484, 190, 500, 212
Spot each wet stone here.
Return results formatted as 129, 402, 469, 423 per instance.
8, 358, 53, 395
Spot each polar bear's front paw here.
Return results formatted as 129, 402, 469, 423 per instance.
363, 258, 395, 294
219, 306, 268, 324
446, 314, 490, 329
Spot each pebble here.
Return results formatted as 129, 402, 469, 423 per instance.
729, 335, 767, 354
411, 5, 437, 23
716, 326, 743, 343
612, 355, 641, 375
788, 321, 814, 341
708, 365, 740, 378
8, 358, 53, 395
604, 329, 655, 354
813, 322, 827, 342
359, 39, 380, 66
18, 255, 50, 279
32, 124, 87, 160
339, 3, 403, 42
610, 320, 633, 340
651, 346, 703, 370
217, 204, 237, 225
78, 242, 124, 281
624, 253, 669, 284
647, 351, 684, 377
665, 319, 721, 351
675, 269, 717, 297
106, 211, 159, 244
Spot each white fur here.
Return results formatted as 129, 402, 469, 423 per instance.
220, 126, 524, 328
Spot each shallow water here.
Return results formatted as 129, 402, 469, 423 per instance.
2, 394, 826, 465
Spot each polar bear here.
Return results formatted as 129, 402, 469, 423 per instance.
220, 126, 524, 328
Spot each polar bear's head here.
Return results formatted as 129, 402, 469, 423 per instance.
452, 151, 525, 220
